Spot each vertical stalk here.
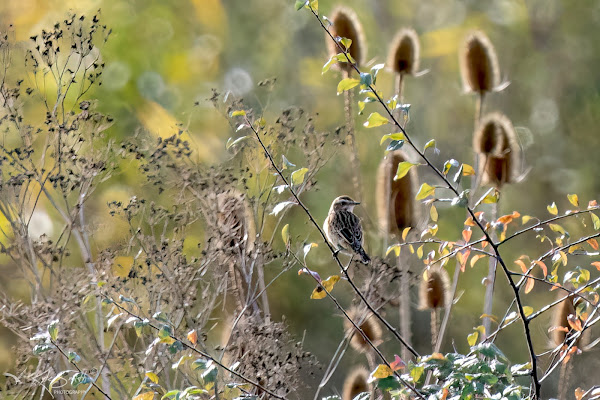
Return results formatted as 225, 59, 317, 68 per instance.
343, 69, 362, 201
397, 254, 412, 362
482, 200, 498, 335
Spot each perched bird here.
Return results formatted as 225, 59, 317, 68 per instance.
323, 195, 370, 264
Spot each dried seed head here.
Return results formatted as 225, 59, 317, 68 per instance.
326, 6, 366, 72
460, 30, 500, 93
419, 266, 450, 310
342, 366, 371, 400
475, 113, 520, 187
387, 28, 420, 76
376, 150, 418, 236
344, 307, 383, 353
213, 189, 255, 252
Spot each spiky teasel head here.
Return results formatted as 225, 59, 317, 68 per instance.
387, 28, 420, 76
419, 266, 450, 310
551, 293, 577, 347
326, 6, 366, 73
344, 306, 383, 353
474, 113, 521, 188
376, 150, 419, 236
459, 30, 500, 94
342, 366, 371, 400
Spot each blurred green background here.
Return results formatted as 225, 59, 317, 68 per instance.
1, 0, 600, 396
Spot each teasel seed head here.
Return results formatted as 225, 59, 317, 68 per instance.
387, 28, 420, 76
344, 306, 383, 353
459, 30, 500, 94
214, 189, 256, 252
326, 6, 366, 73
474, 112, 521, 188
342, 366, 371, 400
376, 150, 419, 236
419, 266, 450, 310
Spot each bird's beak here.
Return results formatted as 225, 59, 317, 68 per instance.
352, 201, 361, 205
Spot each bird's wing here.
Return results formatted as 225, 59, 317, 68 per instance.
335, 210, 363, 252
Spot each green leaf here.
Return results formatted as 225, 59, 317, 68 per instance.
416, 183, 435, 200
337, 78, 360, 94
48, 320, 59, 341
380, 132, 405, 145
385, 140, 404, 152
357, 101, 365, 115
547, 202, 558, 215
291, 167, 309, 185
359, 72, 372, 87
394, 161, 418, 181
71, 372, 92, 388
230, 110, 246, 117
162, 390, 181, 399
281, 224, 290, 245
158, 325, 173, 340
67, 351, 80, 363
591, 212, 600, 230
294, 0, 308, 10
475, 343, 508, 361
363, 112, 389, 128
33, 343, 54, 355
409, 365, 425, 382
271, 201, 295, 216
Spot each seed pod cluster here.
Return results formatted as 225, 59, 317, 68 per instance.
459, 30, 500, 94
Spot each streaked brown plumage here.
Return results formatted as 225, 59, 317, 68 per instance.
323, 196, 370, 264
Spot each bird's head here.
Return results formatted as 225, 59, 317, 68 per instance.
332, 195, 360, 212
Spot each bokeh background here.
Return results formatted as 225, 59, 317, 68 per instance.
1, 0, 600, 396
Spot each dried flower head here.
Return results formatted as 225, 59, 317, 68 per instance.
474, 113, 520, 187
419, 266, 450, 310
326, 6, 366, 72
209, 188, 256, 253
344, 306, 383, 353
376, 150, 418, 236
551, 293, 577, 347
342, 366, 371, 400
460, 31, 500, 93
387, 28, 420, 76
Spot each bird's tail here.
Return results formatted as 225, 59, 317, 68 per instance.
357, 247, 370, 264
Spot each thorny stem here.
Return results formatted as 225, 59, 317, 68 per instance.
105, 295, 288, 400
309, 5, 542, 397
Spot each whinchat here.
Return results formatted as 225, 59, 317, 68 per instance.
323, 195, 370, 264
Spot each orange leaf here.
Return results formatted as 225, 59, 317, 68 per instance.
515, 259, 527, 273
481, 240, 489, 250
589, 200, 598, 209
525, 276, 535, 294
441, 388, 449, 400
550, 282, 562, 291
462, 228, 472, 243
567, 314, 583, 332
587, 238, 599, 250
187, 330, 198, 345
497, 211, 520, 225
465, 216, 475, 226
390, 354, 406, 371
574, 387, 584, 400
534, 261, 548, 278
470, 254, 486, 268
592, 261, 600, 271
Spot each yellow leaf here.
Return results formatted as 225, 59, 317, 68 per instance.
467, 331, 478, 346
462, 164, 475, 176
522, 215, 533, 224
363, 112, 389, 128
310, 275, 340, 299
281, 224, 290, 245
291, 168, 309, 185
416, 183, 435, 200
470, 254, 486, 268
430, 205, 438, 222
402, 227, 411, 241
336, 78, 360, 94
380, 132, 405, 145
230, 110, 246, 117
568, 194, 579, 207
522, 306, 533, 317
371, 364, 393, 379
547, 202, 558, 215
133, 392, 155, 400
394, 161, 418, 180
145, 371, 159, 384
386, 244, 400, 257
